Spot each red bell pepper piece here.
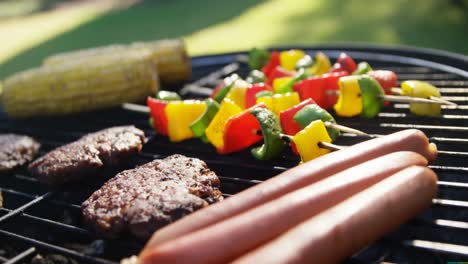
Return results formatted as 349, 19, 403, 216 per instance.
330, 52, 357, 73
219, 104, 267, 154
266, 66, 294, 86
322, 71, 349, 109
293, 77, 325, 107
245, 83, 273, 108
279, 98, 315, 136
147, 97, 169, 136
261, 51, 280, 77
293, 71, 348, 109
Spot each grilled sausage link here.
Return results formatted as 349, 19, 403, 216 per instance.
233, 166, 437, 264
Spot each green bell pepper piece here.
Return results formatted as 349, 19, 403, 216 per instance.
358, 76, 385, 118
250, 107, 286, 160
352, 62, 373, 75
248, 48, 271, 70
156, 90, 181, 101
148, 117, 155, 128
255, 90, 274, 99
246, 70, 266, 84
295, 54, 314, 70
189, 98, 220, 143
276, 68, 309, 94
213, 74, 239, 103
293, 104, 340, 141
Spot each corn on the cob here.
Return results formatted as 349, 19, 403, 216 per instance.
1, 51, 158, 118
43, 39, 191, 84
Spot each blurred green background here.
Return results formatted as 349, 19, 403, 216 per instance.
0, 0, 467, 79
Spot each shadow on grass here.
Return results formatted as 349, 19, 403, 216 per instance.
266, 0, 468, 55
0, 0, 263, 78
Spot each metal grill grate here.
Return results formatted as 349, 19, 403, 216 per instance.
0, 45, 467, 263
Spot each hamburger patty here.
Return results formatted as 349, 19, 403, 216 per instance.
28, 126, 145, 185
0, 134, 40, 175
81, 154, 223, 240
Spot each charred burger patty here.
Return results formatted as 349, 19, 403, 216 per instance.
28, 126, 145, 185
81, 154, 223, 239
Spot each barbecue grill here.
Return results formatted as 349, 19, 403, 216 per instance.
1, 44, 468, 263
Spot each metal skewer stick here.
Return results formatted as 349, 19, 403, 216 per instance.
327, 88, 455, 105
324, 121, 370, 137
254, 130, 346, 152
122, 103, 150, 114
379, 95, 449, 104
428, 96, 458, 106
318, 141, 345, 151
390, 87, 457, 106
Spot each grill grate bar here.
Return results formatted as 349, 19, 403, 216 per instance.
431, 137, 468, 144
437, 150, 468, 158
379, 123, 468, 132
431, 219, 468, 230
438, 88, 468, 93
378, 112, 468, 120
396, 73, 459, 80
429, 165, 468, 173
3, 247, 36, 264
218, 176, 262, 185
179, 62, 239, 96
432, 198, 468, 208
0, 193, 53, 224
394, 104, 468, 110
0, 230, 117, 264
402, 239, 468, 257
0, 188, 81, 210
438, 96, 468, 101
437, 181, 468, 189
0, 208, 91, 236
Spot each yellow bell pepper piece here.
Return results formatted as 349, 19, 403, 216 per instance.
257, 92, 300, 116
280, 49, 306, 71
293, 120, 332, 162
307, 52, 331, 76
401, 80, 441, 116
205, 98, 243, 150
273, 77, 294, 93
225, 79, 248, 109
334, 76, 362, 117
165, 100, 207, 142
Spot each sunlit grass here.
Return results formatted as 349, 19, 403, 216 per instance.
0, 0, 466, 78
0, 5, 101, 64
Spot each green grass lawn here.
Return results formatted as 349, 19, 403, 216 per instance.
1, 0, 467, 79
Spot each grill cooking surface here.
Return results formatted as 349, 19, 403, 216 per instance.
1, 45, 468, 263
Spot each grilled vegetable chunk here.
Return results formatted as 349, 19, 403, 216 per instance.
0, 134, 40, 175
44, 39, 190, 84
2, 51, 158, 118
81, 154, 223, 240
28, 126, 145, 186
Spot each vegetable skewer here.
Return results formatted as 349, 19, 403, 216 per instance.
123, 102, 355, 162
249, 48, 456, 117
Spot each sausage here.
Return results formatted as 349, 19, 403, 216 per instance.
139, 152, 427, 264
233, 166, 438, 264
140, 129, 436, 251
